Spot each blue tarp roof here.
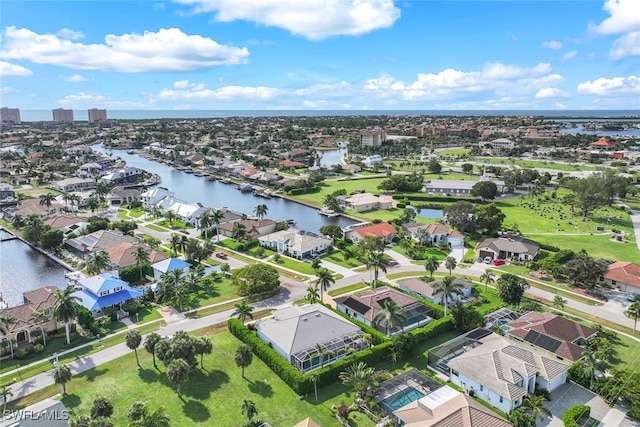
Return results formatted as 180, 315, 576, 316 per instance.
72, 286, 143, 312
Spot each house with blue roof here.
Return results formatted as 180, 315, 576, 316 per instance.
72, 273, 143, 318
152, 258, 192, 282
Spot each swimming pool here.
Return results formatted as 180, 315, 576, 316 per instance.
378, 388, 425, 414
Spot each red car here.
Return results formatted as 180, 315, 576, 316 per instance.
215, 252, 228, 260
492, 259, 506, 266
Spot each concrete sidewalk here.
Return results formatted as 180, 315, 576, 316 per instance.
320, 259, 358, 278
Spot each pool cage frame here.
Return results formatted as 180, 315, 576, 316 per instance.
373, 368, 443, 407
291, 330, 367, 373
484, 308, 522, 329
427, 328, 492, 374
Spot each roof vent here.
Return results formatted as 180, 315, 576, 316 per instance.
302, 317, 308, 322
315, 313, 321, 318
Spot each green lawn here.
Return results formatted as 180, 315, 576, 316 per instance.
145, 223, 170, 233
323, 249, 364, 269
270, 256, 315, 275
623, 196, 640, 211
327, 283, 369, 297
9, 329, 367, 426
391, 245, 450, 261
474, 157, 600, 172
437, 148, 470, 156
182, 278, 240, 311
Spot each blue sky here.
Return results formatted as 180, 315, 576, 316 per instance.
1, 0, 639, 110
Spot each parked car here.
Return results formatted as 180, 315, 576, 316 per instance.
484, 257, 493, 264
628, 293, 639, 302
215, 252, 228, 260
492, 259, 506, 266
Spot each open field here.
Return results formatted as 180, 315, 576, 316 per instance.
437, 148, 470, 156
474, 157, 601, 171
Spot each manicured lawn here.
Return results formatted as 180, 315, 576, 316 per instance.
156, 219, 192, 230
145, 223, 169, 233
10, 329, 359, 426
288, 177, 389, 206
327, 283, 369, 297
438, 148, 470, 156
216, 239, 240, 250
391, 245, 450, 261
474, 157, 600, 171
183, 278, 240, 310
270, 255, 315, 275
15, 187, 63, 197
323, 249, 364, 269
623, 196, 640, 211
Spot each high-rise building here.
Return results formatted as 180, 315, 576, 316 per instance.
52, 108, 74, 123
0, 107, 21, 124
360, 128, 386, 147
88, 108, 107, 123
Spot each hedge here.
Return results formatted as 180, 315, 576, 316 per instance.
539, 243, 560, 252
403, 194, 479, 203
562, 404, 590, 427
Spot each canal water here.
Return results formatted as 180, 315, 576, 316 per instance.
319, 148, 347, 167
413, 208, 444, 220
0, 229, 68, 308
92, 145, 356, 233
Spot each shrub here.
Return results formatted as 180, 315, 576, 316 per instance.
33, 343, 45, 354
562, 404, 590, 427
539, 243, 560, 252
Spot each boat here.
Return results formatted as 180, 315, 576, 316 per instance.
207, 175, 217, 182
253, 189, 272, 199
319, 208, 339, 217
238, 183, 253, 193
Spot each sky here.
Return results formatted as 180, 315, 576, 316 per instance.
0, 0, 639, 111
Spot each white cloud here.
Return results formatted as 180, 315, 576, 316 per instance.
56, 28, 84, 40
590, 0, 640, 59
58, 92, 149, 108
535, 87, 569, 99
577, 75, 640, 95
158, 80, 281, 100
0, 86, 20, 95
0, 60, 32, 77
173, 0, 401, 40
563, 50, 578, 60
0, 27, 250, 72
60, 74, 90, 82
542, 40, 563, 50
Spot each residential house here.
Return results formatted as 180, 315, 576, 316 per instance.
166, 201, 206, 226
152, 257, 192, 282
10, 198, 59, 220
477, 236, 540, 261
344, 222, 397, 244
76, 162, 104, 178
336, 193, 396, 212
479, 138, 515, 154
397, 277, 473, 305
334, 286, 433, 335
219, 218, 277, 238
341, 164, 362, 174
447, 334, 569, 413
104, 242, 168, 269
54, 177, 96, 192
258, 229, 332, 259
362, 155, 383, 168
140, 187, 175, 209
0, 286, 59, 348
591, 136, 615, 150
505, 312, 597, 363
603, 261, 640, 294
108, 187, 141, 206
255, 303, 366, 372
101, 166, 144, 184
65, 229, 138, 258
278, 159, 305, 169
0, 184, 15, 200
71, 273, 143, 319
426, 176, 505, 195
43, 213, 88, 237
402, 222, 464, 248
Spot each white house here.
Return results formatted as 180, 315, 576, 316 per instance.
152, 258, 192, 282
362, 155, 383, 168
54, 177, 96, 192
447, 334, 568, 414
141, 187, 175, 209
71, 273, 143, 318
166, 201, 207, 226
402, 222, 464, 248
397, 277, 473, 305
255, 304, 366, 372
258, 229, 331, 259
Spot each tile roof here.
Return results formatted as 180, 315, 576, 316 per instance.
604, 261, 640, 287
478, 237, 539, 256
43, 213, 87, 229
334, 286, 424, 323
104, 242, 168, 268
398, 278, 472, 300
0, 286, 59, 333
353, 222, 397, 239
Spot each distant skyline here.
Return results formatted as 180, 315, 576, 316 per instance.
1, 0, 639, 111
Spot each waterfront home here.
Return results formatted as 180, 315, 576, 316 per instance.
108, 186, 141, 206
603, 261, 640, 294
334, 286, 433, 335
140, 187, 175, 209
101, 166, 144, 184
104, 242, 168, 269
278, 159, 305, 169
165, 201, 207, 226
446, 333, 569, 414
43, 213, 88, 237
7, 198, 59, 219
71, 273, 143, 319
258, 229, 331, 259
344, 222, 397, 244
0, 184, 15, 200
477, 236, 539, 261
402, 222, 464, 248
255, 303, 366, 373
65, 229, 138, 258
336, 193, 396, 212
152, 257, 192, 282
362, 155, 383, 167
504, 312, 597, 363
397, 277, 473, 305
0, 286, 59, 350
341, 164, 362, 174
76, 162, 104, 178
219, 218, 277, 238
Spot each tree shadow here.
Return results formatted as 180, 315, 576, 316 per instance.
81, 367, 107, 382
182, 399, 210, 422
61, 394, 81, 408
248, 379, 273, 398
182, 369, 229, 399
137, 367, 163, 383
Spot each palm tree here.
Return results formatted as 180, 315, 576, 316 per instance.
253, 204, 268, 228
235, 344, 253, 379
128, 402, 170, 427
54, 287, 80, 345
339, 362, 378, 400
315, 268, 335, 302
85, 195, 100, 213
169, 234, 182, 256
424, 256, 439, 279
166, 358, 190, 397
161, 268, 185, 290
0, 385, 13, 413
522, 394, 551, 423
39, 192, 56, 214
198, 211, 213, 240
183, 270, 202, 293
86, 250, 111, 275
625, 300, 640, 333
373, 300, 408, 336
53, 364, 72, 395
197, 337, 213, 369
306, 285, 320, 303
432, 276, 464, 316
553, 295, 567, 309
444, 256, 457, 276
311, 258, 322, 271
312, 343, 335, 369
165, 210, 177, 226
479, 271, 495, 292
0, 315, 16, 336
143, 333, 161, 369
232, 301, 254, 324
241, 399, 258, 423
366, 252, 389, 288
232, 222, 247, 241
210, 209, 225, 243
126, 329, 142, 368
133, 246, 150, 281
581, 349, 599, 390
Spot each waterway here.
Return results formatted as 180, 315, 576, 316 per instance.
91, 145, 356, 233
319, 148, 348, 167
413, 208, 444, 220
0, 229, 68, 308
559, 126, 640, 138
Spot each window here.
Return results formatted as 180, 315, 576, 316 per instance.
499, 396, 503, 403
480, 385, 483, 391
